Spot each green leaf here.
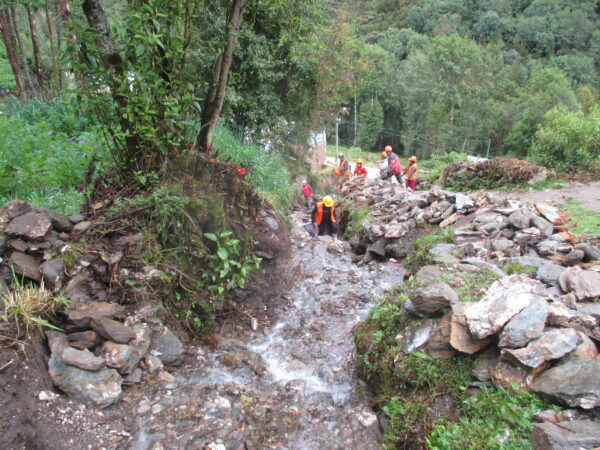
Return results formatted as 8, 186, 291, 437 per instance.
217, 247, 228, 260
204, 233, 218, 242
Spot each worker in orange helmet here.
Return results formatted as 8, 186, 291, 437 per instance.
335, 153, 351, 190
381, 145, 404, 184
353, 158, 368, 178
311, 195, 338, 240
404, 156, 418, 191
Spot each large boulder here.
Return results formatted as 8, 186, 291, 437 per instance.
408, 282, 458, 317
531, 360, 600, 409
37, 208, 74, 232
532, 421, 600, 450
465, 275, 548, 340
5, 211, 51, 240
504, 328, 578, 368
535, 264, 566, 287
66, 302, 127, 328
450, 303, 492, 354
149, 324, 184, 365
8, 251, 41, 281
48, 353, 122, 408
62, 347, 105, 371
560, 269, 600, 301
91, 317, 136, 344
508, 208, 536, 230
498, 298, 548, 348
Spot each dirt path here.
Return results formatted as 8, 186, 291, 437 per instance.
493, 181, 600, 211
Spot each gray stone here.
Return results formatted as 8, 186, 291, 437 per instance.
563, 332, 598, 362
362, 222, 385, 242
68, 331, 101, 350
508, 208, 536, 229
491, 360, 528, 390
97, 341, 134, 371
434, 251, 460, 265
564, 269, 600, 300
498, 298, 548, 348
91, 317, 135, 344
5, 212, 51, 240
149, 325, 184, 365
537, 239, 572, 256
465, 275, 549, 340
562, 249, 585, 266
535, 203, 568, 226
415, 265, 443, 285
532, 421, 600, 450
429, 243, 456, 256
68, 214, 85, 224
531, 360, 600, 409
349, 234, 367, 254
491, 239, 514, 252
8, 251, 41, 281
41, 258, 64, 291
472, 351, 499, 382
384, 240, 410, 259
535, 264, 566, 287
454, 193, 475, 212
577, 302, 600, 316
366, 239, 386, 257
37, 208, 73, 232
513, 227, 543, 246
450, 303, 493, 354
409, 282, 457, 317
504, 328, 578, 368
218, 351, 267, 376
122, 323, 152, 374
62, 347, 105, 371
501, 256, 553, 269
402, 319, 438, 353
0, 201, 33, 230
579, 244, 600, 262
48, 353, 122, 408
46, 330, 69, 354
66, 302, 126, 328
460, 257, 507, 277
72, 221, 92, 233
426, 313, 456, 358
493, 200, 521, 216
531, 215, 554, 237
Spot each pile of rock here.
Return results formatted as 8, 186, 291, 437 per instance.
0, 200, 184, 408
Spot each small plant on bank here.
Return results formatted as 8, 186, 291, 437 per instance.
203, 231, 262, 303
1, 282, 71, 333
404, 227, 454, 272
345, 204, 378, 239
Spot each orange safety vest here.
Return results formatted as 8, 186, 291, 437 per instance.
314, 202, 336, 225
335, 159, 350, 176
405, 163, 418, 181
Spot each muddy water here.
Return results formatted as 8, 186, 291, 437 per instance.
129, 213, 405, 449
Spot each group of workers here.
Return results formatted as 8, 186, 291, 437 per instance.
301, 145, 418, 240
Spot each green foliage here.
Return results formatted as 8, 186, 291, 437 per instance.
559, 199, 600, 235
0, 113, 107, 213
502, 262, 536, 277
357, 98, 384, 151
528, 177, 568, 191
202, 231, 261, 303
345, 204, 377, 239
529, 106, 600, 172
213, 127, 293, 214
427, 387, 548, 449
404, 227, 454, 271
325, 144, 381, 165
446, 269, 501, 302
0, 47, 16, 90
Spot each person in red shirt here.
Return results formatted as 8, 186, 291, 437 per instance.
353, 158, 368, 178
301, 179, 313, 209
381, 145, 404, 184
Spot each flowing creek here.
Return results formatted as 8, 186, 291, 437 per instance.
128, 212, 405, 449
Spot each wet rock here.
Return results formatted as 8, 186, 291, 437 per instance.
579, 244, 600, 262
37, 208, 73, 232
362, 222, 385, 242
409, 283, 457, 317
91, 317, 135, 344
504, 328, 578, 368
563, 332, 598, 362
508, 208, 535, 230
562, 249, 585, 266
97, 341, 134, 371
68, 331, 101, 350
149, 324, 184, 365
562, 269, 600, 300
349, 234, 367, 254
531, 360, 600, 409
400, 319, 437, 353
8, 251, 41, 281
62, 347, 105, 371
218, 351, 267, 376
532, 420, 600, 450
450, 303, 492, 354
65, 302, 126, 328
471, 351, 499, 382
72, 221, 92, 233
46, 330, 69, 354
5, 211, 51, 240
491, 360, 528, 390
498, 298, 548, 348
384, 240, 410, 259
366, 239, 386, 258
415, 265, 443, 285
535, 264, 566, 287
426, 313, 456, 358
122, 323, 152, 373
531, 215, 554, 237
535, 203, 568, 226
48, 353, 122, 408
465, 275, 549, 340
41, 258, 64, 291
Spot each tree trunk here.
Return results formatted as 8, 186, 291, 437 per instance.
0, 10, 25, 97
9, 6, 37, 96
27, 4, 49, 97
44, 2, 60, 94
197, 0, 248, 152
81, 0, 140, 169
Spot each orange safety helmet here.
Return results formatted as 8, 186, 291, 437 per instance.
384, 145, 392, 153
381, 151, 387, 158
356, 158, 363, 164
409, 155, 417, 162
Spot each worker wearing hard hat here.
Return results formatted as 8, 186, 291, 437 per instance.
404, 156, 418, 191
335, 153, 351, 190
353, 158, 368, 178
311, 195, 338, 240
381, 145, 404, 184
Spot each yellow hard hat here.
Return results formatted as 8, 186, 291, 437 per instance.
356, 158, 363, 164
409, 155, 417, 162
323, 195, 334, 207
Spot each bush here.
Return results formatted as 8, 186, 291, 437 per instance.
529, 106, 600, 172
420, 151, 468, 182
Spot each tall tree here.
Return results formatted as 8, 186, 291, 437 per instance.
26, 2, 48, 97
0, 8, 25, 96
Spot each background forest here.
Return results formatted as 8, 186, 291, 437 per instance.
0, 0, 599, 213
